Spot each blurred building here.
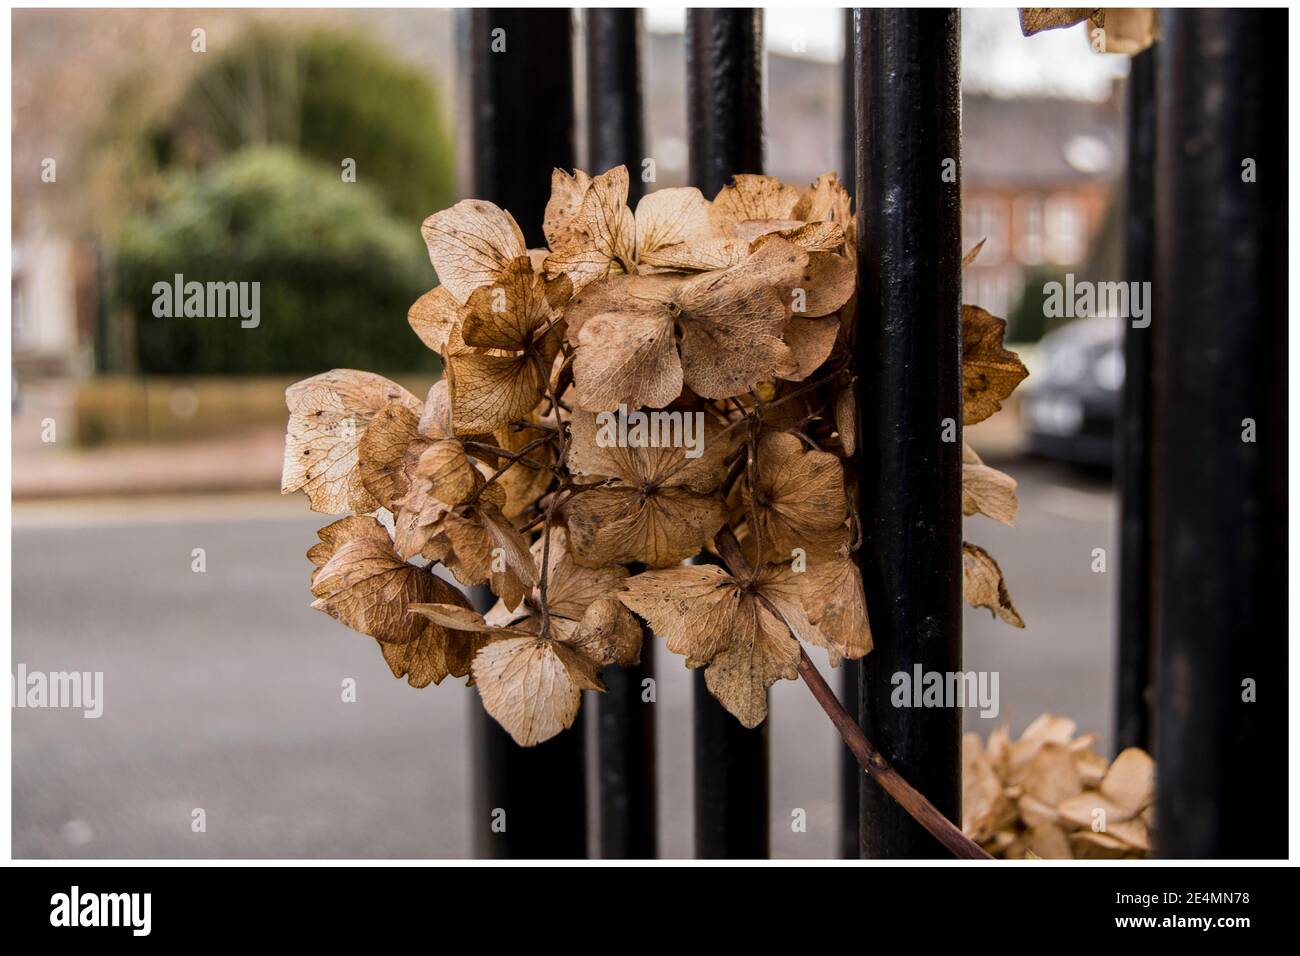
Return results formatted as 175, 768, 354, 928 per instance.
962, 90, 1123, 319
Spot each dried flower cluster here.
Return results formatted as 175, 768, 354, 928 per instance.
963, 714, 1156, 859
1019, 8, 1159, 54
282, 165, 1029, 747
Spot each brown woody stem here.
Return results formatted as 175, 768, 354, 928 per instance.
712, 525, 990, 860
795, 646, 990, 860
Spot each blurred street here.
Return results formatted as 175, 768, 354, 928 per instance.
13, 457, 1116, 859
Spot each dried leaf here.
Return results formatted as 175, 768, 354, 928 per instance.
794, 252, 856, 318
634, 186, 714, 258
747, 431, 850, 562
282, 370, 421, 514
544, 165, 636, 290
638, 237, 748, 272
308, 516, 470, 651
797, 551, 872, 663
963, 305, 1029, 426
962, 442, 1019, 526
543, 167, 593, 252
675, 238, 806, 398
620, 562, 807, 727
408, 285, 461, 354
710, 174, 802, 235
962, 541, 1025, 627
782, 316, 841, 383
1019, 8, 1103, 37
472, 635, 603, 746
574, 311, 682, 411
563, 410, 736, 567
421, 199, 527, 303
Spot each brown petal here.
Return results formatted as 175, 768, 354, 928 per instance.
710, 174, 801, 233
562, 273, 681, 346
569, 596, 643, 666
543, 167, 593, 252
703, 596, 801, 728
421, 199, 527, 303
962, 442, 1019, 526
796, 554, 873, 662
462, 257, 556, 351
675, 240, 808, 399
792, 173, 853, 229
564, 485, 726, 568
620, 564, 745, 662
447, 351, 546, 434
471, 637, 603, 746
544, 165, 636, 291
638, 238, 748, 272
748, 431, 850, 560
782, 315, 840, 382
282, 370, 421, 515
309, 516, 468, 646
794, 252, 856, 318
418, 380, 456, 441
358, 401, 424, 511
1100, 747, 1155, 818
1018, 8, 1102, 37
573, 311, 683, 411
408, 286, 462, 354
530, 526, 629, 622
962, 542, 1025, 628
634, 186, 713, 258
963, 305, 1030, 425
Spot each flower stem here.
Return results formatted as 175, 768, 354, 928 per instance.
712, 525, 989, 860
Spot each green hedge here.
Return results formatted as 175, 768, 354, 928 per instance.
115, 147, 439, 376
154, 25, 456, 222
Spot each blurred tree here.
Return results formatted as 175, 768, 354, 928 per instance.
115, 147, 438, 375
153, 25, 455, 221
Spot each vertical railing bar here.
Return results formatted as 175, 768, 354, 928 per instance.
584, 8, 659, 860
685, 6, 770, 860
836, 5, 861, 861
1151, 9, 1287, 858
854, 8, 964, 858
1114, 46, 1156, 755
465, 7, 588, 859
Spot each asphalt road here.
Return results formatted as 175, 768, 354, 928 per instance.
12, 459, 1116, 859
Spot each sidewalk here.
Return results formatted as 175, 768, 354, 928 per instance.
13, 425, 285, 499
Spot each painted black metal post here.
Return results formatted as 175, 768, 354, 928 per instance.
686, 7, 769, 859
837, 5, 861, 861
853, 9, 963, 858
1114, 47, 1156, 755
464, 8, 587, 859
1151, 9, 1287, 858
584, 8, 658, 860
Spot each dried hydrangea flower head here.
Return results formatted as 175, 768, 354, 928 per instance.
280, 166, 1030, 747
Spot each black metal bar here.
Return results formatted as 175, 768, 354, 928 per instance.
1151, 9, 1287, 858
853, 8, 963, 859
686, 7, 769, 859
584, 8, 657, 860
1114, 47, 1156, 755
464, 8, 587, 859
836, 5, 861, 862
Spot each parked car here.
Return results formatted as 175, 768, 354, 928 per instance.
1021, 316, 1124, 467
